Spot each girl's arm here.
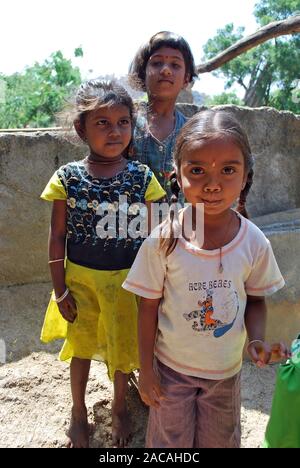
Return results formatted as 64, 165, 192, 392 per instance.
245, 295, 271, 366
138, 297, 163, 408
146, 200, 154, 235
49, 200, 67, 296
49, 200, 77, 323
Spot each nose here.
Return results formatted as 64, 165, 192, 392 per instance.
203, 175, 221, 193
160, 63, 172, 76
108, 124, 121, 138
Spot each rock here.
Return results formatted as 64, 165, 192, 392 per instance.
253, 208, 300, 345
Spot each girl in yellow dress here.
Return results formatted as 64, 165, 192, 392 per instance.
40, 79, 165, 448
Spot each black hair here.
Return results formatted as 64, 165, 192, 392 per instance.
73, 79, 135, 127
128, 31, 197, 91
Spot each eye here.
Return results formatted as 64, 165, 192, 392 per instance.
172, 63, 181, 70
191, 167, 204, 175
119, 119, 131, 126
96, 119, 108, 126
152, 60, 162, 67
222, 166, 236, 175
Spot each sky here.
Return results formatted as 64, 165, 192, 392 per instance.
1, 0, 258, 97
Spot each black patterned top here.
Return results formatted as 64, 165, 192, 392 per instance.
41, 159, 165, 270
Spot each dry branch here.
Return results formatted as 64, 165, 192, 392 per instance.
197, 15, 300, 74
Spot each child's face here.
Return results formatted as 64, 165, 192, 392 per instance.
178, 136, 247, 216
145, 47, 189, 100
77, 104, 132, 158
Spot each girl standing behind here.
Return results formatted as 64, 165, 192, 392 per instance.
40, 80, 165, 448
123, 110, 286, 448
129, 31, 197, 200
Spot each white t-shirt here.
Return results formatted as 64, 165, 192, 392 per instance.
123, 214, 285, 380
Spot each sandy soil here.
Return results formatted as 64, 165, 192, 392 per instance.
0, 352, 277, 448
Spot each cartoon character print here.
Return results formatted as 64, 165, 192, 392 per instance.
183, 289, 239, 338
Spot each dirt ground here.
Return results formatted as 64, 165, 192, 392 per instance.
0, 283, 279, 448
0, 351, 278, 448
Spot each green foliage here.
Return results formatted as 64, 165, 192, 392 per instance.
74, 47, 84, 58
254, 0, 300, 25
205, 92, 243, 106
0, 49, 82, 128
202, 0, 300, 111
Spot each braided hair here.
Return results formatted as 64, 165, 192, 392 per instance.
159, 172, 181, 255
237, 168, 253, 219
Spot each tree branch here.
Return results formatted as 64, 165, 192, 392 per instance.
197, 15, 300, 74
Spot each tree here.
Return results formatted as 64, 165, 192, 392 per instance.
202, 1, 300, 111
205, 92, 243, 106
0, 49, 83, 128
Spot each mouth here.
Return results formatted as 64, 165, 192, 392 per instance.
158, 79, 173, 85
200, 199, 223, 206
106, 142, 123, 145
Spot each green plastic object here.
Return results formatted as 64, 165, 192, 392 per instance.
263, 335, 300, 448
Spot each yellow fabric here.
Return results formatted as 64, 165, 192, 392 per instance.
145, 173, 166, 201
40, 172, 67, 201
41, 169, 165, 202
41, 260, 139, 380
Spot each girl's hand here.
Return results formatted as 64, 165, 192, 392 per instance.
57, 292, 77, 323
138, 368, 164, 409
270, 342, 291, 362
247, 340, 271, 368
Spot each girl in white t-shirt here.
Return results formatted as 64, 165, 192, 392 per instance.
123, 109, 289, 448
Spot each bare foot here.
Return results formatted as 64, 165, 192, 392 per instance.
66, 406, 89, 448
112, 404, 131, 448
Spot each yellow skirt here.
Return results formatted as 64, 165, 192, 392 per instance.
41, 260, 139, 380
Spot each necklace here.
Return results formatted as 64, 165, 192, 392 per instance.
84, 156, 124, 165
205, 211, 236, 274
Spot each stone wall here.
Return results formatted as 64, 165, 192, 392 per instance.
0, 105, 300, 352
178, 104, 300, 217
0, 132, 85, 286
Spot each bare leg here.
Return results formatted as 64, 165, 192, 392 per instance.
112, 371, 131, 447
67, 357, 91, 448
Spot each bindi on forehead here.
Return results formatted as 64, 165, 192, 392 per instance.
150, 47, 184, 61
149, 54, 184, 62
